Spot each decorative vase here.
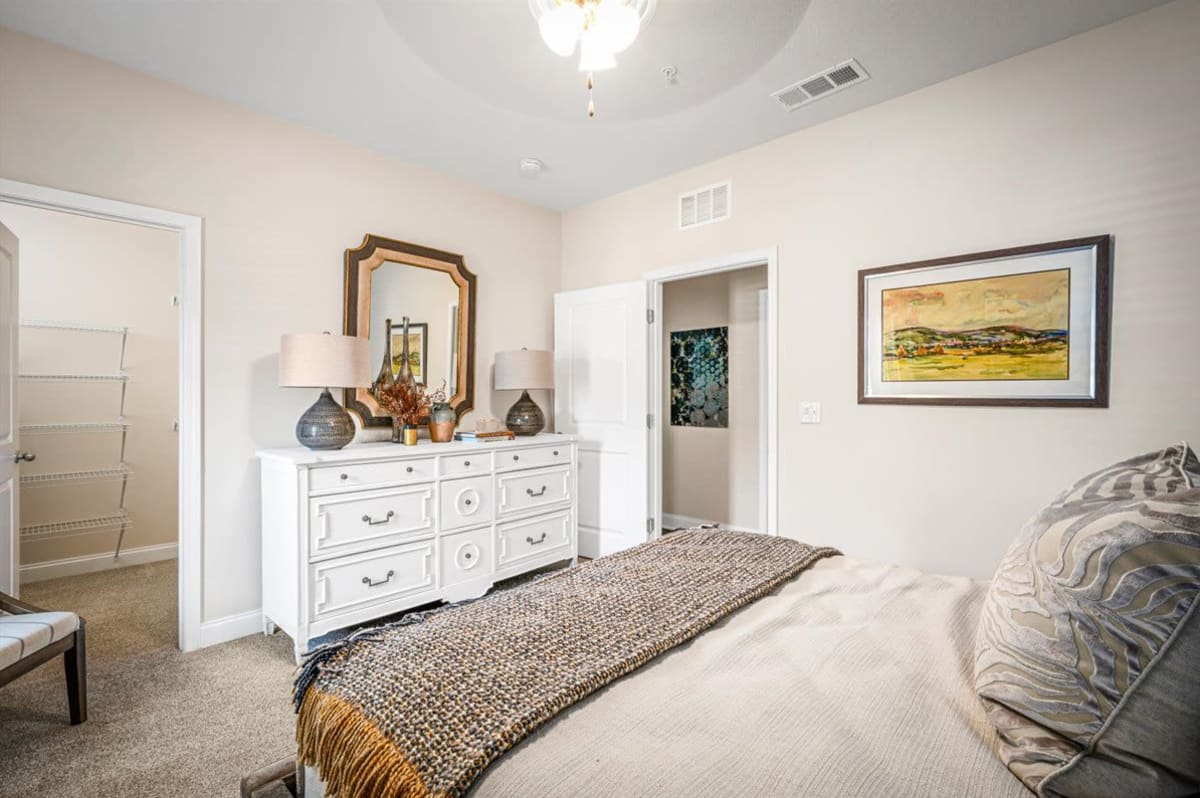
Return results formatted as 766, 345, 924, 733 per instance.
372, 318, 395, 400
428, 402, 456, 443
396, 316, 414, 386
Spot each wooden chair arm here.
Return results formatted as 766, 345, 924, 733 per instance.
0, 591, 45, 615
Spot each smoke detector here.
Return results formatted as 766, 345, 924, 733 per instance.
771, 59, 869, 111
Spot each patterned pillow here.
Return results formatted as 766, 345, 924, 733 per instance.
975, 443, 1200, 797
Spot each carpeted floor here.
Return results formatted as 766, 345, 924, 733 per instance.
0, 561, 297, 798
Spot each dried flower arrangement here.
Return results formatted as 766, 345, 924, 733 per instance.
375, 380, 430, 427
374, 380, 448, 426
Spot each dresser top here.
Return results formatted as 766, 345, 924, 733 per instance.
257, 432, 576, 465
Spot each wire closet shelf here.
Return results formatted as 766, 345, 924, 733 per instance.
17, 320, 133, 556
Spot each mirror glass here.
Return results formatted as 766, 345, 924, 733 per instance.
368, 265, 460, 396
344, 235, 475, 428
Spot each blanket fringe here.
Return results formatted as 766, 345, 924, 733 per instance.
298, 687, 431, 798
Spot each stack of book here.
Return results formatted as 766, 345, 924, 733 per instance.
453, 430, 515, 443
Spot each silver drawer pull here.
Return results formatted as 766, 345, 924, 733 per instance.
526, 532, 547, 545
553, 450, 559, 456
362, 570, 395, 588
464, 551, 473, 560
512, 455, 520, 461
361, 510, 395, 526
406, 466, 414, 473
464, 460, 470, 467
464, 498, 473, 506
526, 486, 548, 497
339, 473, 349, 481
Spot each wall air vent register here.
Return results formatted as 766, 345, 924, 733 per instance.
771, 59, 869, 111
679, 181, 731, 231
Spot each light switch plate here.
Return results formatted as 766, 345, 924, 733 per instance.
799, 401, 821, 424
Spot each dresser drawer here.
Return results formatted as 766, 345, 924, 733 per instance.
440, 475, 493, 532
440, 526, 492, 589
496, 465, 572, 516
310, 457, 437, 493
309, 485, 434, 561
439, 452, 492, 478
496, 443, 573, 473
496, 510, 572, 569
310, 540, 435, 621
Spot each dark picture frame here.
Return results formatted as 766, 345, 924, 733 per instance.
857, 235, 1112, 407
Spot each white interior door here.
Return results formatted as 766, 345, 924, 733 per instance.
0, 222, 19, 596
554, 282, 649, 558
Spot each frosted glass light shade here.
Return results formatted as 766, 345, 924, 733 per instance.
279, 333, 371, 388
539, 3, 583, 56
591, 0, 640, 53
578, 30, 617, 71
495, 349, 554, 391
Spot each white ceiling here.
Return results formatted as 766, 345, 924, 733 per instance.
0, 0, 1170, 209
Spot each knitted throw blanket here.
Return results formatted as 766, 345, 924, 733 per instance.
295, 529, 840, 798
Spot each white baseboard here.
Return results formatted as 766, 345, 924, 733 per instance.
19, 542, 178, 584
198, 609, 263, 649
663, 512, 716, 530
662, 513, 760, 535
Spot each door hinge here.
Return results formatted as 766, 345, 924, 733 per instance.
647, 412, 654, 429
647, 517, 655, 534
646, 308, 655, 324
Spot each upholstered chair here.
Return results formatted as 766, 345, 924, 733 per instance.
0, 591, 87, 724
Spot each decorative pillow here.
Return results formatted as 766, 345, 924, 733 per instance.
975, 443, 1200, 797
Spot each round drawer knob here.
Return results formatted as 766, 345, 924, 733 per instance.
464, 460, 470, 467
340, 473, 349, 481
464, 551, 472, 560
406, 466, 413, 473
513, 455, 519, 461
465, 499, 472, 506
553, 450, 559, 456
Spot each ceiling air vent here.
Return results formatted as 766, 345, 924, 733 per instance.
679, 181, 731, 231
771, 59, 869, 111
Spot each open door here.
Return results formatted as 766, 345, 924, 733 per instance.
0, 222, 20, 596
554, 281, 650, 558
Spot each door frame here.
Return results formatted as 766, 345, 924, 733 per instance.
645, 247, 779, 538
0, 178, 204, 652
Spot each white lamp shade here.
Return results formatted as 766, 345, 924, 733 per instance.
279, 333, 371, 388
495, 349, 554, 391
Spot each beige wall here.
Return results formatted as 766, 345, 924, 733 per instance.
662, 266, 766, 530
4, 202, 179, 565
565, 1, 1200, 578
0, 29, 562, 621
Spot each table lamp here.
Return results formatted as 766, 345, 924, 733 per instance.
494, 348, 554, 436
279, 333, 371, 450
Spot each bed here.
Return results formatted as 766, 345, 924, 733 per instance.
303, 554, 1029, 797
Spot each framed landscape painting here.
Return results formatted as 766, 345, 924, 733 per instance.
858, 235, 1112, 406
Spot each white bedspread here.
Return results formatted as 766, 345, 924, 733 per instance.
308, 556, 1029, 797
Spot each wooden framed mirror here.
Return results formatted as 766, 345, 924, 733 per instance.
343, 234, 476, 427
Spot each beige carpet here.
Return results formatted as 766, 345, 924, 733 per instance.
0, 561, 297, 798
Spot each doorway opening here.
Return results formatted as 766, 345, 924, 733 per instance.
1, 201, 179, 653
647, 250, 778, 540
0, 179, 202, 651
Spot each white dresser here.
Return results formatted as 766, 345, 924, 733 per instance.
257, 433, 577, 659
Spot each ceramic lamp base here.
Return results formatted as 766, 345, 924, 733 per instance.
505, 390, 545, 436
296, 388, 356, 450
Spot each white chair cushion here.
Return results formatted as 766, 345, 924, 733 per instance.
0, 611, 79, 670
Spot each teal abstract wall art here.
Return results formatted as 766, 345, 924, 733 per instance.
670, 326, 729, 427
